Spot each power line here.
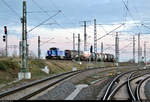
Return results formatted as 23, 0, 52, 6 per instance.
31, 0, 57, 24
31, 0, 51, 17
47, 0, 58, 10
27, 10, 58, 13
52, 19, 75, 34
32, 0, 43, 10
120, 42, 132, 51
96, 23, 125, 41
141, 24, 150, 31
27, 11, 61, 33
98, 24, 108, 34
1, 0, 20, 19
122, 0, 128, 33
31, 0, 73, 34
40, 38, 55, 46
48, 0, 77, 27
121, 0, 141, 32
123, 0, 128, 22
130, 0, 143, 24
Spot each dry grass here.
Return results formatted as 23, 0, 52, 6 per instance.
0, 57, 115, 85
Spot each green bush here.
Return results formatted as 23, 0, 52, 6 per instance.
0, 61, 7, 71
0, 59, 20, 71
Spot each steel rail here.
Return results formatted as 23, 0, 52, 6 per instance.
107, 71, 150, 100
19, 72, 80, 100
127, 72, 136, 101
0, 70, 79, 98
102, 69, 136, 100
136, 76, 150, 101
20, 67, 117, 100
18, 67, 115, 100
0, 66, 114, 100
0, 65, 138, 100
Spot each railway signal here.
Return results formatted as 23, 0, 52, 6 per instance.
3, 35, 6, 42
4, 26, 7, 34
90, 45, 93, 53
3, 26, 8, 56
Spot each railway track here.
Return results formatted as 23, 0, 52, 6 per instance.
102, 68, 150, 101
0, 65, 145, 100
102, 69, 136, 100
127, 72, 136, 101
135, 75, 150, 101
0, 70, 80, 100
0, 66, 117, 100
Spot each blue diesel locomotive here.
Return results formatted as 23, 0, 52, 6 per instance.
46, 47, 65, 60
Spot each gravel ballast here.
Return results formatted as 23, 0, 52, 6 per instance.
34, 68, 113, 100
0, 66, 140, 100
36, 81, 76, 100
33, 67, 132, 100
144, 79, 150, 99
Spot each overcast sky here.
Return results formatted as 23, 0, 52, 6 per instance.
0, 0, 150, 62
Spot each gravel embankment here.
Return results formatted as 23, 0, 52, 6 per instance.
69, 68, 114, 84
35, 78, 113, 100
36, 81, 76, 100
74, 77, 113, 100
1, 66, 138, 100
34, 68, 115, 100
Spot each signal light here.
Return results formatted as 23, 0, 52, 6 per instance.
90, 45, 93, 53
4, 26, 7, 34
3, 35, 6, 42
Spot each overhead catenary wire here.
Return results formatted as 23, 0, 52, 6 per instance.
31, 0, 58, 15
40, 38, 55, 46
48, 0, 76, 27
123, 0, 128, 22
1, 0, 20, 19
31, 0, 58, 25
31, 0, 73, 34
130, 1, 147, 34
119, 42, 132, 51
27, 10, 58, 13
132, 3, 143, 23
121, 0, 141, 33
98, 24, 108, 34
122, 0, 128, 34
27, 11, 61, 33
141, 24, 150, 31
96, 23, 125, 41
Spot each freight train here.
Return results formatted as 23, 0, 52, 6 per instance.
46, 47, 115, 62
